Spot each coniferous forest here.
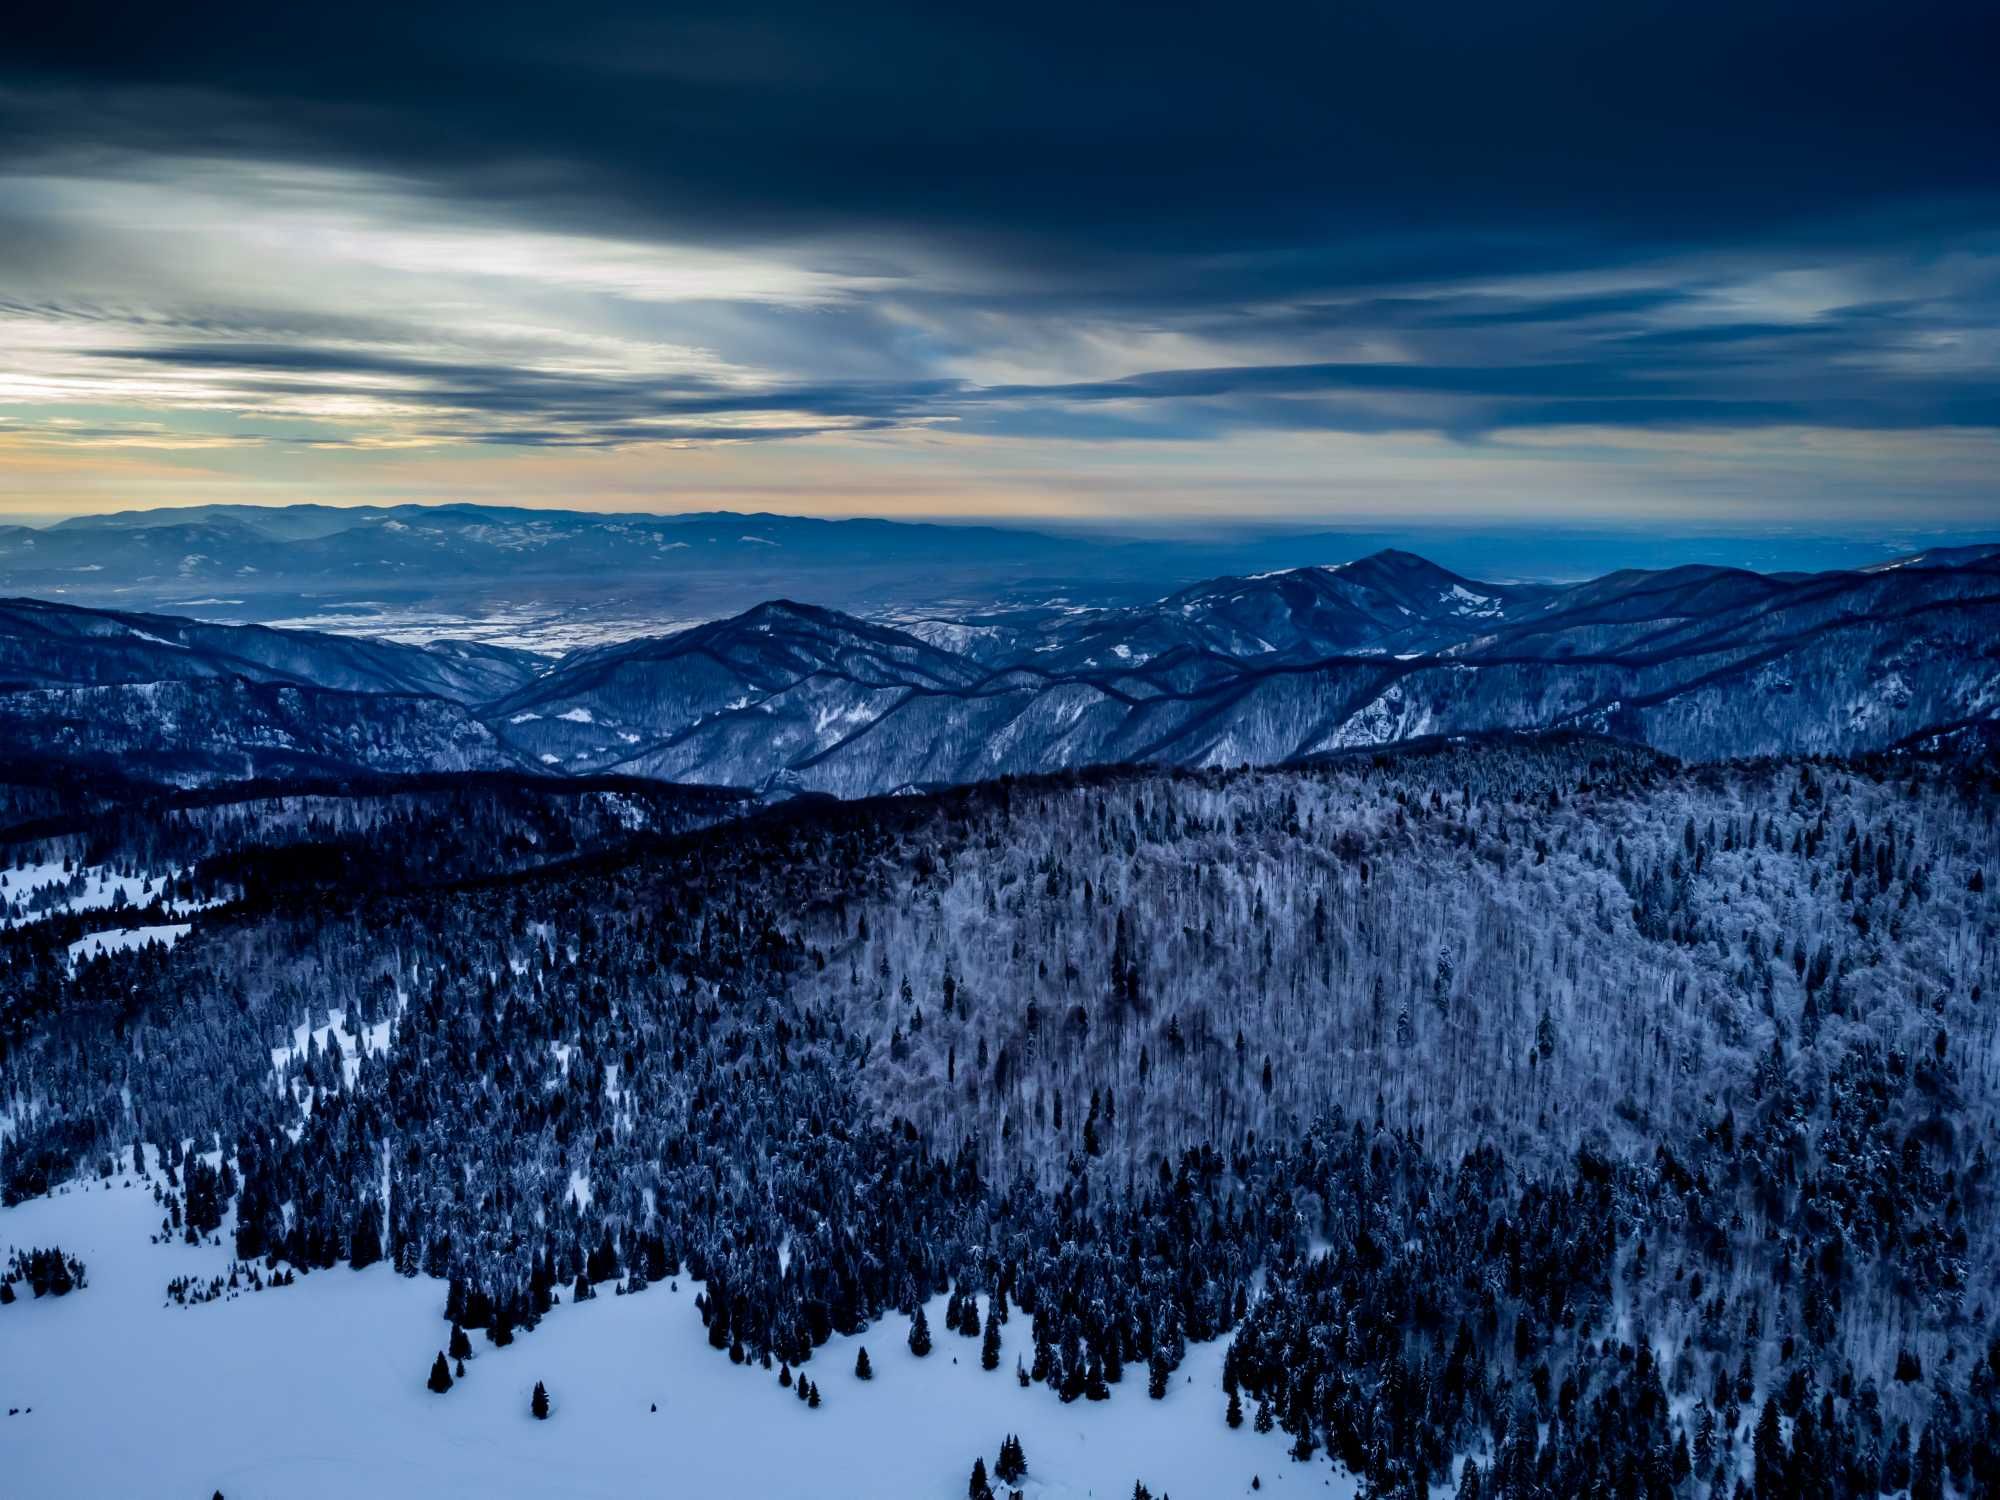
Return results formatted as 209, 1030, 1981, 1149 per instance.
2, 735, 1996, 1496
6, 0, 1999, 1486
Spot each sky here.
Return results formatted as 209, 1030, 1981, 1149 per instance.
1, 0, 1997, 530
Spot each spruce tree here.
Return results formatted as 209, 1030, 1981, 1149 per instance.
996, 1435, 1027, 1483
427, 1351, 453, 1394
855, 1345, 873, 1380
1059, 1356, 1086, 1403
981, 1306, 1002, 1370
1910, 1425, 1945, 1500
530, 1380, 550, 1420
1085, 1351, 1110, 1402
968, 1456, 993, 1500
349, 1200, 382, 1269
1752, 1398, 1785, 1495
1227, 1388, 1243, 1428
909, 1305, 933, 1357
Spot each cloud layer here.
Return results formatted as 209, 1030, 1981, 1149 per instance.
1, 1, 1996, 522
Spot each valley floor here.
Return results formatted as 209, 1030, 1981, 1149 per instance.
0, 1172, 1334, 1500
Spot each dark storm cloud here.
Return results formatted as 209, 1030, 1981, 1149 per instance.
2, 0, 1997, 459
6, 1, 1997, 273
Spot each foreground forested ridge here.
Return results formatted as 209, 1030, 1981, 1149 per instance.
3, 738, 1997, 1497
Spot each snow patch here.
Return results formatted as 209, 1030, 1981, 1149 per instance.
1, 862, 207, 928
67, 923, 190, 967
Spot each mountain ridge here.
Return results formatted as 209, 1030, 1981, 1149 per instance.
492, 545, 2000, 791
0, 543, 1993, 791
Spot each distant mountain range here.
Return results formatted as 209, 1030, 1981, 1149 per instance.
0, 504, 1176, 642
0, 541, 1994, 793
0, 503, 1096, 594
5, 502, 1986, 649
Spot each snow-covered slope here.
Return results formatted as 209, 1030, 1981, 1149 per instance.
0, 1168, 1318, 1500
941, 551, 1556, 672
0, 599, 544, 786
482, 599, 987, 778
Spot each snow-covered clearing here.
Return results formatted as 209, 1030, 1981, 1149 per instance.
65, 923, 191, 966
0, 1174, 1340, 1500
0, 861, 200, 926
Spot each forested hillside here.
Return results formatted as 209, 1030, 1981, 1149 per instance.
3, 737, 1996, 1496
816, 740, 1994, 1178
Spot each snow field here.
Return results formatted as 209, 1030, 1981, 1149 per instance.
0, 1172, 1347, 1500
